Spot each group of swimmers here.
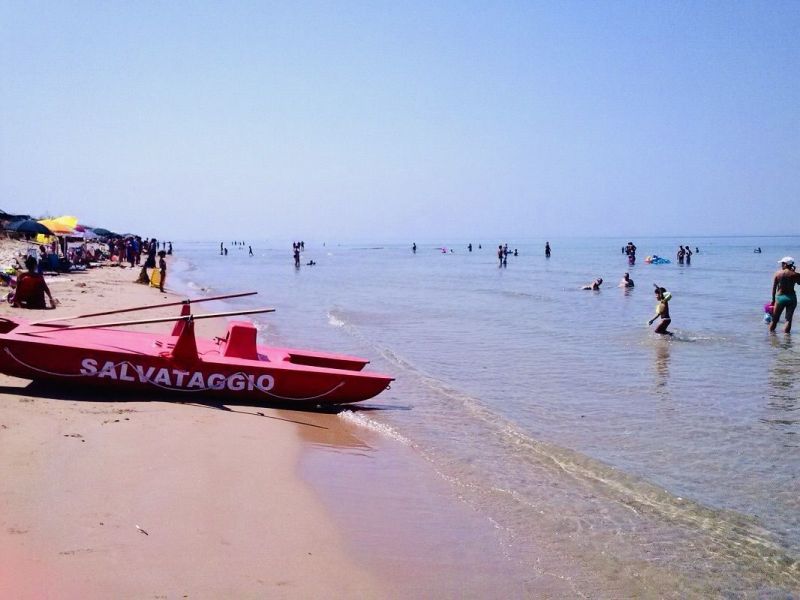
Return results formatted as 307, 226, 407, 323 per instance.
580, 256, 799, 336
581, 274, 673, 334
676, 245, 696, 265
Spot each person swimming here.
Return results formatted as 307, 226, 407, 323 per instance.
583, 277, 603, 290
648, 285, 672, 335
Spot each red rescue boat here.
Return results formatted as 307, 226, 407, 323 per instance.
0, 293, 393, 406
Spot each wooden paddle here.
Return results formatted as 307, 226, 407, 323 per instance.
30, 308, 275, 332
31, 291, 258, 325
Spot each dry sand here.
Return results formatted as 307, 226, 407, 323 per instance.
0, 259, 383, 598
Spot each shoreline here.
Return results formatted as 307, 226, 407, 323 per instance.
0, 262, 385, 597
166, 247, 541, 596
0, 252, 535, 597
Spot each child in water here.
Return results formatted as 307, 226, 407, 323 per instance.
648, 286, 672, 334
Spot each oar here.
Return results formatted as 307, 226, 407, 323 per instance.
31, 291, 258, 325
31, 307, 275, 332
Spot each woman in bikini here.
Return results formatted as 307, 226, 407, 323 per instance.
770, 257, 800, 334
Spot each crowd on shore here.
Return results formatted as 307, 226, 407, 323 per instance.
0, 234, 174, 310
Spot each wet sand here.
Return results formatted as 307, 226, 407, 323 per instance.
0, 256, 537, 597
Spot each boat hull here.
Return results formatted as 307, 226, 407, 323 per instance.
0, 318, 393, 405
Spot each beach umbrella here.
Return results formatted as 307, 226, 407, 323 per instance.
53, 215, 79, 229
92, 227, 115, 237
6, 219, 54, 235
38, 218, 76, 235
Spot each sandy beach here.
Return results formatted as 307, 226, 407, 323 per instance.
0, 245, 538, 598
0, 255, 390, 598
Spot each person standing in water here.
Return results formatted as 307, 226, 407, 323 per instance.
649, 286, 672, 335
412, 242, 417, 254
685, 245, 693, 265
770, 257, 800, 334
677, 246, 685, 265
620, 273, 634, 288
157, 250, 167, 293
248, 245, 253, 256
545, 242, 551, 258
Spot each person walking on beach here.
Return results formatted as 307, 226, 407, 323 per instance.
649, 286, 672, 335
157, 250, 167, 292
770, 257, 800, 334
248, 245, 253, 256
545, 242, 551, 258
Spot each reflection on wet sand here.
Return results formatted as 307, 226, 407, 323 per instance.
279, 408, 374, 453
652, 338, 671, 399
765, 336, 799, 442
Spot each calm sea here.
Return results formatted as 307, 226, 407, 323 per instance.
171, 236, 799, 594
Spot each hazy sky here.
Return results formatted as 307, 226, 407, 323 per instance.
1, 1, 797, 242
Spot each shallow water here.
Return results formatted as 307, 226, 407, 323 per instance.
172, 236, 800, 594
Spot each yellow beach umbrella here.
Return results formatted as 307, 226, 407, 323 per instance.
53, 215, 79, 230
38, 218, 76, 235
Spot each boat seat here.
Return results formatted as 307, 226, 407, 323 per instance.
222, 321, 258, 360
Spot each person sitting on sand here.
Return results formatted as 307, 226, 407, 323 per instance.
12, 256, 56, 309
620, 273, 634, 288
648, 285, 672, 335
583, 277, 603, 290
770, 257, 800, 334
